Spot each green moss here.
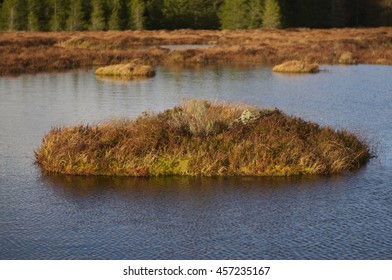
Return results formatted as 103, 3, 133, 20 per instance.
150, 156, 190, 175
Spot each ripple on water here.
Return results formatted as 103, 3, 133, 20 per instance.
1, 66, 392, 259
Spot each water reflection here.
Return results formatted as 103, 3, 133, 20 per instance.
160, 44, 213, 50
41, 172, 348, 199
36, 172, 377, 260
1, 65, 392, 259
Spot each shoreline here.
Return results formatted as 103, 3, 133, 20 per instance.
1, 28, 391, 76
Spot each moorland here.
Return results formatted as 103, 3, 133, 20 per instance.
1, 27, 391, 76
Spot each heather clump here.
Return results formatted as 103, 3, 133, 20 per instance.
35, 100, 371, 177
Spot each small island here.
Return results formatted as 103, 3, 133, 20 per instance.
35, 99, 370, 177
95, 62, 155, 79
273, 60, 320, 73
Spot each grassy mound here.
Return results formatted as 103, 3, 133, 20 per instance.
35, 100, 370, 177
95, 63, 155, 78
273, 60, 320, 73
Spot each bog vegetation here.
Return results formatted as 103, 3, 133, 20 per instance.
0, 28, 391, 76
35, 99, 371, 177
95, 62, 155, 78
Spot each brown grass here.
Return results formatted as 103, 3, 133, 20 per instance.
95, 62, 155, 78
35, 99, 371, 177
273, 60, 320, 73
1, 28, 391, 76
338, 51, 357, 64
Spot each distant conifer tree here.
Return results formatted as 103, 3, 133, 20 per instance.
219, 0, 249, 29
90, 0, 106, 30
49, 0, 68, 31
108, 0, 122, 30
0, 0, 27, 30
248, 0, 263, 29
262, 0, 281, 28
66, 0, 85, 31
130, 0, 145, 30
27, 0, 40, 31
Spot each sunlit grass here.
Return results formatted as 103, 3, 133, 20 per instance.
95, 62, 155, 78
35, 99, 371, 177
273, 60, 320, 73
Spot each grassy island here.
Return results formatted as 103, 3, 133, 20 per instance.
273, 60, 320, 73
35, 100, 371, 177
95, 63, 155, 79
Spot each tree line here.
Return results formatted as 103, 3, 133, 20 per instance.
0, 0, 391, 31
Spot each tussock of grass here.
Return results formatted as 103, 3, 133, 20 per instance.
95, 62, 155, 78
273, 60, 320, 73
338, 51, 356, 64
35, 99, 371, 177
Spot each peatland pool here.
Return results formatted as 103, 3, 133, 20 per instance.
0, 65, 391, 259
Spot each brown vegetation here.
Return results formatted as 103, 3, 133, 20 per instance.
95, 62, 155, 78
273, 60, 320, 73
338, 51, 357, 64
35, 99, 371, 177
0, 28, 391, 76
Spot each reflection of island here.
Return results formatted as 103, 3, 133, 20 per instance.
95, 74, 152, 84
36, 99, 371, 177
41, 170, 341, 200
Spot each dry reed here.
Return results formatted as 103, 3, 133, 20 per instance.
35, 99, 371, 177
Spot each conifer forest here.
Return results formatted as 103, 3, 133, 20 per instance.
0, 0, 391, 31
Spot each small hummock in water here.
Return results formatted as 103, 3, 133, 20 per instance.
273, 60, 320, 73
95, 63, 155, 79
35, 99, 370, 177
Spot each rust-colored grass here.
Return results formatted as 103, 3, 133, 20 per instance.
1, 28, 391, 76
35, 99, 371, 177
95, 62, 155, 78
273, 60, 320, 73
338, 51, 357, 64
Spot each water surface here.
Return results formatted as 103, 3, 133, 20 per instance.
0, 65, 391, 259
160, 44, 213, 50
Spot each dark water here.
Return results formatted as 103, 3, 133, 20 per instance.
0, 65, 391, 259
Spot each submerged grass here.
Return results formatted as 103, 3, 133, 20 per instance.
35, 99, 371, 177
